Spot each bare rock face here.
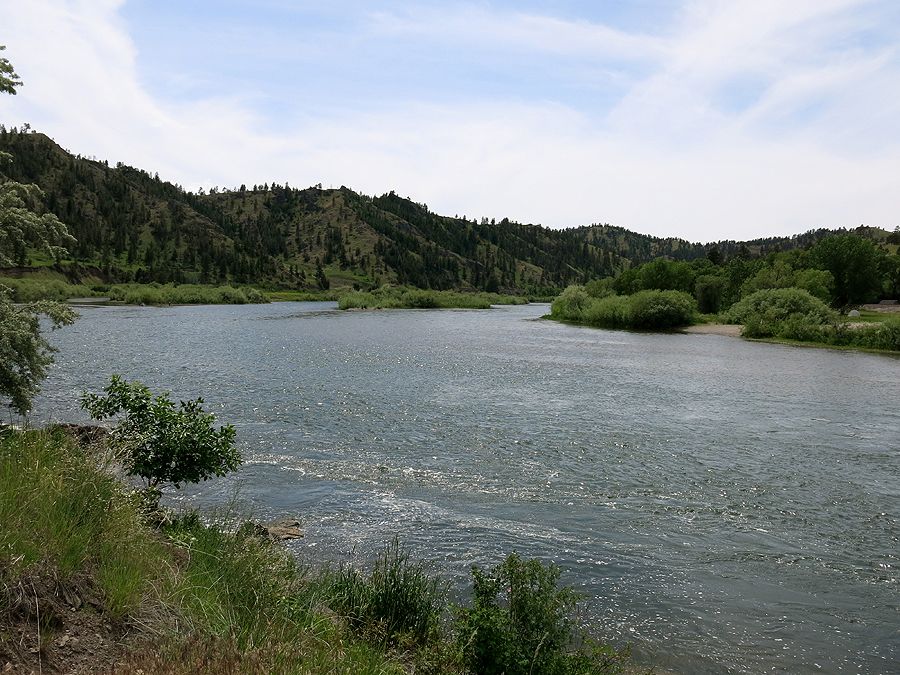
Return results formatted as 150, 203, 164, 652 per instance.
261, 519, 303, 541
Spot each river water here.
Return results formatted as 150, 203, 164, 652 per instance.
33, 302, 899, 674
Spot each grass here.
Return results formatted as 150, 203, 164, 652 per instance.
0, 276, 97, 302
853, 309, 898, 323
0, 277, 271, 305
106, 283, 269, 305
0, 428, 638, 674
338, 286, 528, 310
0, 429, 170, 620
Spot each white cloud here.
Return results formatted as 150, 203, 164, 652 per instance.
0, 0, 898, 240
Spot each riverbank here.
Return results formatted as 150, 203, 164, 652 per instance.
0, 428, 639, 674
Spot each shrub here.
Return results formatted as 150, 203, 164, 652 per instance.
550, 286, 591, 321
400, 289, 440, 309
455, 554, 627, 675
324, 539, 445, 646
106, 284, 269, 305
725, 287, 838, 338
581, 294, 630, 328
81, 375, 241, 490
627, 290, 697, 329
584, 278, 615, 299
854, 317, 900, 351
337, 286, 525, 310
553, 288, 696, 330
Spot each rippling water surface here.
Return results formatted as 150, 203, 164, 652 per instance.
35, 302, 899, 674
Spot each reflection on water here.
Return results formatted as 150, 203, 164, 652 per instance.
35, 302, 900, 674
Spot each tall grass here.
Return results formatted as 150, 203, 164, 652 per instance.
0, 429, 169, 619
323, 538, 446, 646
0, 276, 96, 302
338, 286, 527, 310
107, 283, 269, 305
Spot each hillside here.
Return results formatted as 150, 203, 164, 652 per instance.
1, 128, 895, 293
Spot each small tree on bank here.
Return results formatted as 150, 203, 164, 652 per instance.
81, 376, 241, 491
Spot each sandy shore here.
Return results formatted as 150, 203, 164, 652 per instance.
682, 323, 742, 337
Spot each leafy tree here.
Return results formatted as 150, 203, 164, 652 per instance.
882, 254, 900, 299
694, 274, 725, 313
812, 235, 883, 306
0, 46, 76, 416
0, 46, 22, 95
81, 375, 241, 490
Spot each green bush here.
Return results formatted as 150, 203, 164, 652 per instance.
627, 290, 697, 329
0, 276, 95, 302
106, 283, 269, 305
550, 285, 591, 321
455, 554, 628, 675
853, 317, 900, 351
81, 375, 241, 490
581, 294, 630, 327
552, 287, 696, 330
725, 288, 837, 339
337, 286, 526, 310
584, 278, 615, 299
324, 539, 445, 646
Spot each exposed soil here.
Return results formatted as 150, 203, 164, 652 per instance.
0, 570, 139, 674
682, 323, 742, 337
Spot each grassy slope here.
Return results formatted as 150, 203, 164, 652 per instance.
0, 429, 636, 675
0, 429, 404, 674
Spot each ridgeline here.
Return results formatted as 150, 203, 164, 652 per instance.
2, 128, 894, 296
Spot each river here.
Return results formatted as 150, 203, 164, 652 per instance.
33, 301, 899, 674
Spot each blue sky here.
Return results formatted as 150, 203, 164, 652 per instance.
2, 0, 899, 240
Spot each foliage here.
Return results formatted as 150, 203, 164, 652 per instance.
551, 286, 697, 330
0, 290, 76, 415
106, 282, 268, 305
694, 274, 725, 313
0, 50, 77, 416
455, 553, 628, 675
1, 427, 640, 673
550, 285, 592, 321
724, 287, 837, 338
324, 539, 446, 646
0, 45, 22, 95
811, 234, 884, 306
627, 290, 698, 329
584, 277, 615, 299
337, 285, 527, 310
81, 375, 240, 489
0, 275, 95, 302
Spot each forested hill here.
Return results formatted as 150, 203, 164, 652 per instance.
1, 129, 893, 293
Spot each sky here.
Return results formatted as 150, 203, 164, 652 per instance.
1, 0, 899, 241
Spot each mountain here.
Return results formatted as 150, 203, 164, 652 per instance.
1, 128, 894, 293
